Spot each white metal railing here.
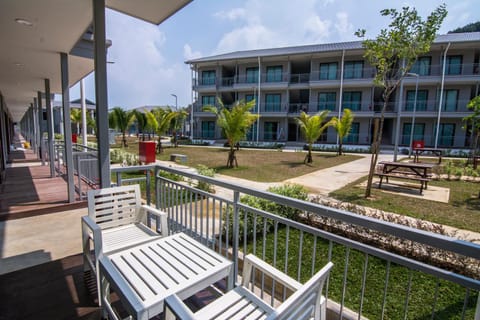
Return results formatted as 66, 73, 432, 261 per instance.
109, 164, 480, 319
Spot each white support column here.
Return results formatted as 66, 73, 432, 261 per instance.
435, 42, 451, 148
37, 91, 44, 163
45, 79, 55, 177
61, 52, 75, 203
81, 79, 88, 147
93, 0, 111, 188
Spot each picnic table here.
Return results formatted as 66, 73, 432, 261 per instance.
413, 147, 443, 164
376, 161, 435, 194
98, 232, 233, 320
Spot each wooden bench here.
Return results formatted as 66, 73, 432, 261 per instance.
170, 153, 187, 163
375, 172, 431, 194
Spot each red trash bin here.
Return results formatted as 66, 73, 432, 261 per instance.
412, 140, 424, 150
139, 141, 156, 164
72, 133, 77, 143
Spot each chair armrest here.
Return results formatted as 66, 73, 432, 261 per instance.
242, 254, 302, 291
140, 205, 168, 236
82, 215, 101, 235
165, 294, 198, 320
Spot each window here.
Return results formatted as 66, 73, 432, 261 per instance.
438, 123, 455, 147
245, 94, 258, 112
201, 121, 215, 139
342, 91, 362, 111
411, 57, 431, 76
246, 123, 258, 141
319, 62, 337, 80
318, 92, 336, 111
402, 123, 425, 145
442, 89, 458, 111
201, 70, 216, 85
264, 122, 278, 140
446, 55, 462, 75
406, 90, 428, 111
265, 94, 281, 112
344, 122, 359, 144
201, 96, 216, 107
344, 61, 363, 79
246, 67, 259, 83
266, 66, 283, 82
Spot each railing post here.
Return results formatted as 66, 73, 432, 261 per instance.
475, 293, 480, 320
77, 155, 82, 200
232, 190, 240, 282
146, 169, 151, 205
154, 166, 160, 209
116, 172, 122, 187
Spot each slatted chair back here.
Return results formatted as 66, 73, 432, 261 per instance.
268, 261, 333, 320
88, 185, 142, 230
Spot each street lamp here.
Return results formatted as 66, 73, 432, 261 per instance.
171, 94, 178, 110
407, 72, 419, 158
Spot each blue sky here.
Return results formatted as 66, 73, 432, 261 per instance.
69, 0, 480, 110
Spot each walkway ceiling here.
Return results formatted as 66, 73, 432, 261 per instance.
0, 0, 192, 122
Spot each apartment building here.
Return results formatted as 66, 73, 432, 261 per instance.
186, 32, 480, 149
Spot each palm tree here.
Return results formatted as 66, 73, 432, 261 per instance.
204, 98, 258, 168
170, 109, 188, 147
330, 108, 354, 156
145, 107, 175, 153
132, 109, 147, 141
109, 107, 134, 147
70, 108, 82, 135
296, 110, 331, 164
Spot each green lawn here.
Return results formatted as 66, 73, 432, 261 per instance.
330, 177, 480, 233
153, 146, 361, 182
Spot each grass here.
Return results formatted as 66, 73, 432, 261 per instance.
156, 147, 361, 182
330, 177, 480, 233
248, 227, 478, 320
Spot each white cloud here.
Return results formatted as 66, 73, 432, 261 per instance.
334, 12, 354, 40
214, 8, 247, 21
215, 25, 279, 53
183, 44, 202, 60
304, 15, 332, 42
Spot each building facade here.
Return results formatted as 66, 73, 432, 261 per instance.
186, 32, 480, 149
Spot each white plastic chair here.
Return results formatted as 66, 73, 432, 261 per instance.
81, 184, 168, 300
165, 254, 333, 320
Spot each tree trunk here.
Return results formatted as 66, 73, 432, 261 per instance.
122, 132, 127, 148
227, 147, 237, 168
365, 106, 387, 198
156, 136, 163, 154
338, 141, 343, 156
304, 145, 313, 164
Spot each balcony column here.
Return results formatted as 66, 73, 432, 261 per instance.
32, 99, 38, 155
434, 42, 450, 149
93, 0, 111, 188
337, 49, 345, 147
45, 79, 55, 177
37, 91, 44, 163
60, 52, 75, 202
0, 95, 8, 177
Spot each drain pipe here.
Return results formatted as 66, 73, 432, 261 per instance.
434, 42, 450, 148
337, 49, 345, 147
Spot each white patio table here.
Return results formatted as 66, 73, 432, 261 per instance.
98, 232, 233, 320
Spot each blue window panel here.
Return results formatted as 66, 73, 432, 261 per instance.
319, 63, 338, 80
265, 94, 281, 112
201, 70, 216, 85
318, 92, 336, 111
406, 90, 428, 111
344, 61, 363, 79
266, 66, 283, 82
246, 67, 259, 83
342, 91, 362, 111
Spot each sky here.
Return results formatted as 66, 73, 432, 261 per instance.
69, 0, 480, 110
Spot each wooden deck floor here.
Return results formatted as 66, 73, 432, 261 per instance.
0, 254, 101, 320
0, 149, 86, 221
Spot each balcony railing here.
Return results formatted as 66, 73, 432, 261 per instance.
110, 164, 480, 319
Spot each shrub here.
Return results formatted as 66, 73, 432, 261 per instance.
222, 184, 309, 241
195, 164, 215, 192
